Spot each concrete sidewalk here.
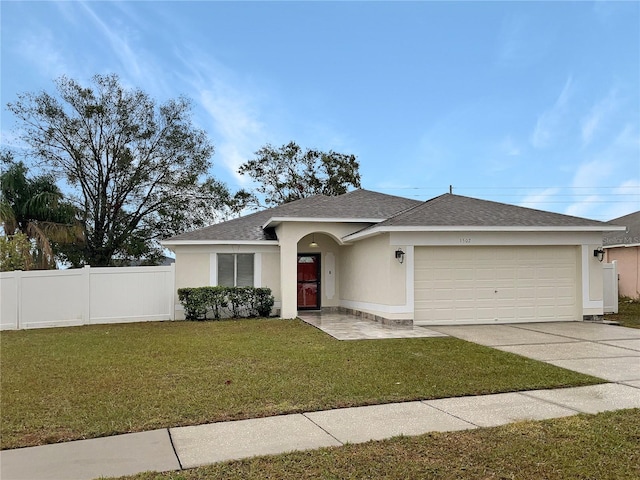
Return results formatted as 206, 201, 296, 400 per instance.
2, 322, 640, 480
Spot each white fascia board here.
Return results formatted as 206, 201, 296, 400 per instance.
604, 243, 640, 249
343, 225, 625, 242
262, 216, 384, 229
161, 240, 279, 247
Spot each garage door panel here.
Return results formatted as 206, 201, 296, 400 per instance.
516, 306, 536, 317
497, 306, 517, 318
495, 267, 516, 279
476, 288, 497, 300
517, 269, 535, 280
414, 246, 579, 325
537, 267, 557, 280
496, 288, 516, 300
516, 286, 536, 299
537, 286, 558, 298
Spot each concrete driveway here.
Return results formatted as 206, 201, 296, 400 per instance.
428, 322, 640, 384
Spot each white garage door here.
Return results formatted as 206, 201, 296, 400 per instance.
414, 246, 579, 325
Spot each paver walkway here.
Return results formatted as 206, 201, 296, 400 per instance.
2, 320, 640, 480
298, 311, 447, 339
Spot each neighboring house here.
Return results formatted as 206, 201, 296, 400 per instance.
604, 211, 640, 299
162, 189, 623, 325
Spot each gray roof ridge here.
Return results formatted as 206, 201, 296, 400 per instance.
374, 192, 447, 226
344, 193, 429, 236
344, 187, 419, 199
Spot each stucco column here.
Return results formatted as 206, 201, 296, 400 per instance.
279, 236, 298, 319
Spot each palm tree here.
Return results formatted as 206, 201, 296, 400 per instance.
0, 154, 83, 269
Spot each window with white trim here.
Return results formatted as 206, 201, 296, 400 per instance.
217, 253, 254, 287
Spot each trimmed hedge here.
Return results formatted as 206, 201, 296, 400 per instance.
177, 286, 275, 320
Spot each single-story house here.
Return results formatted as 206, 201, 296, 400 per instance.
162, 189, 624, 325
604, 211, 640, 299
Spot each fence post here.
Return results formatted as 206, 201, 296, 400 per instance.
15, 270, 22, 330
169, 262, 176, 321
83, 265, 91, 325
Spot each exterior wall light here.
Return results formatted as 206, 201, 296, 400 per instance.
309, 234, 318, 248
395, 248, 405, 264
593, 247, 605, 262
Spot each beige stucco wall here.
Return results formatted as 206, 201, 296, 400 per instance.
261, 251, 282, 302
174, 250, 210, 290
339, 233, 407, 316
606, 246, 640, 299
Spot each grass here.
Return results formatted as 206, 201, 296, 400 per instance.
606, 297, 640, 329
1, 319, 603, 450
113, 409, 640, 480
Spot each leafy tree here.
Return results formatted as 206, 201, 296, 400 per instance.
0, 232, 33, 272
238, 141, 361, 206
0, 154, 82, 269
7, 74, 242, 266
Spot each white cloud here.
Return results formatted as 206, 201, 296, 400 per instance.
603, 179, 640, 219
174, 51, 269, 185
17, 30, 70, 79
571, 158, 614, 189
530, 76, 573, 149
564, 194, 603, 219
499, 136, 521, 157
79, 2, 142, 79
518, 188, 560, 210
495, 13, 550, 68
581, 88, 619, 146
199, 87, 267, 184
75, 1, 172, 98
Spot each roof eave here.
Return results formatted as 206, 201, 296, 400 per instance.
343, 225, 625, 242
262, 216, 385, 229
161, 239, 279, 247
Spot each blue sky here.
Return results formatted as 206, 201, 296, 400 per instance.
1, 1, 639, 221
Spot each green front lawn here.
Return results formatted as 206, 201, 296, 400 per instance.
1, 319, 602, 449
116, 409, 640, 480
606, 297, 640, 328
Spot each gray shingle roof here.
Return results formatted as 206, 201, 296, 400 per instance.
375, 193, 610, 228
604, 211, 640, 246
166, 189, 421, 242
165, 190, 614, 243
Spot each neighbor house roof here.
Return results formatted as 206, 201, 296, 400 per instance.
164, 189, 620, 245
603, 211, 640, 247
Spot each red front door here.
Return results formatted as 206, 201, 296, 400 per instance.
297, 254, 320, 309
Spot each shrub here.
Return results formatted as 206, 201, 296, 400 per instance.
209, 286, 228, 319
177, 286, 275, 320
177, 288, 207, 320
253, 288, 275, 317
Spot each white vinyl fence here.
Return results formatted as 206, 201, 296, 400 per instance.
603, 261, 619, 314
0, 265, 175, 330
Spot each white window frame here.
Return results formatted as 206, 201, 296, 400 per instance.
210, 252, 260, 287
